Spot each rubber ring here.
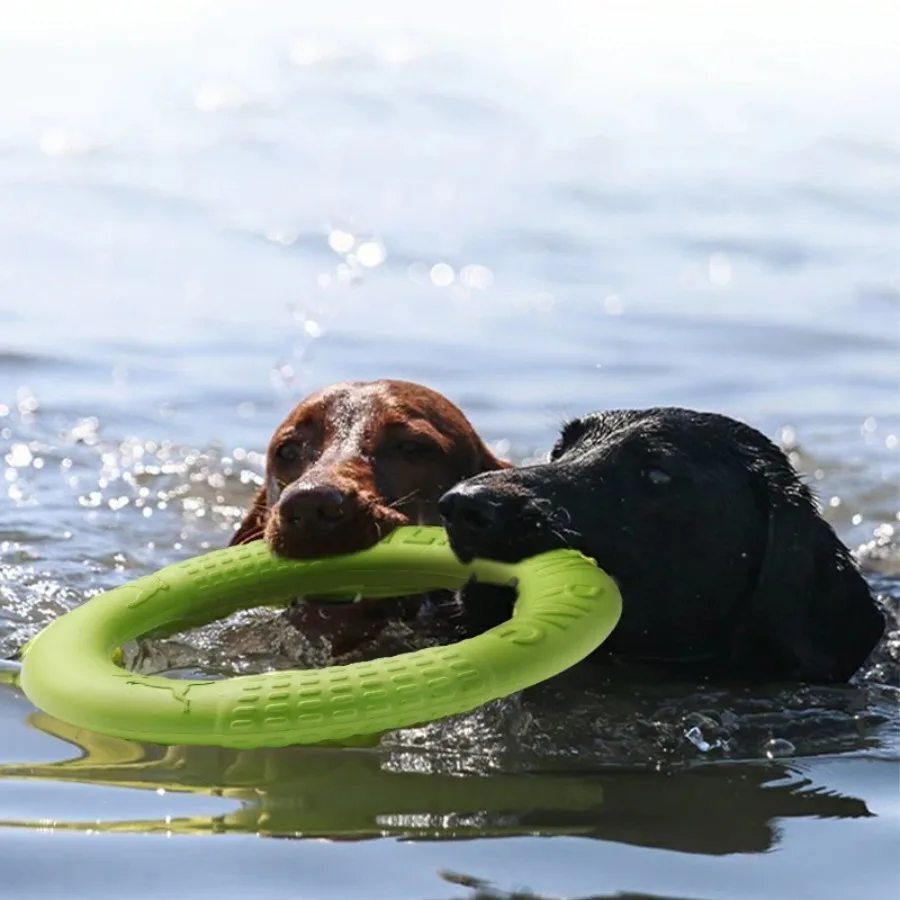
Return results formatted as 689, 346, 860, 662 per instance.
19, 526, 621, 748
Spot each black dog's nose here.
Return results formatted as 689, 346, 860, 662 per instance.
278, 484, 348, 528
438, 485, 504, 541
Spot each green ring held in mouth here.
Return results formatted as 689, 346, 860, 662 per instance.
18, 526, 622, 748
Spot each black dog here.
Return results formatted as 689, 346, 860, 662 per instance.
439, 407, 885, 684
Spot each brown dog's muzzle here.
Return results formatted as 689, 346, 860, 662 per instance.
264, 474, 414, 655
265, 479, 407, 560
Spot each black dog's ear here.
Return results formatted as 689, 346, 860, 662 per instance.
229, 485, 269, 546
550, 417, 588, 461
730, 471, 885, 683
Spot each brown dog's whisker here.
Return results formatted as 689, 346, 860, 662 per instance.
385, 490, 421, 511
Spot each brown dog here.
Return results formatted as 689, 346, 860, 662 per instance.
230, 379, 509, 655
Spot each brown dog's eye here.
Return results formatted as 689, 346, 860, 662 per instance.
644, 467, 672, 486
274, 442, 302, 464
394, 438, 436, 456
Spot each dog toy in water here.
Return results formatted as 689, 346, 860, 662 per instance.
18, 526, 621, 748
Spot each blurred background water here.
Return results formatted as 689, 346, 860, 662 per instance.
0, 2, 898, 898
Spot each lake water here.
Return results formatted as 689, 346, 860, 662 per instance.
1, 2, 898, 898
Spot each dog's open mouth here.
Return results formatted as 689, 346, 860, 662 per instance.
284, 594, 424, 656
270, 514, 456, 657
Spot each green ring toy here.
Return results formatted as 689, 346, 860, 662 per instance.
19, 525, 621, 749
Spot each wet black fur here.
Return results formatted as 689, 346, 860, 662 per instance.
440, 407, 886, 683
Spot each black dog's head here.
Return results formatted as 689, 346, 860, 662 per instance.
439, 407, 885, 683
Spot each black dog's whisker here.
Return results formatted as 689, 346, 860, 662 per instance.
548, 527, 574, 549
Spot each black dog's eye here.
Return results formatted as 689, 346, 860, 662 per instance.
643, 467, 673, 486
274, 442, 302, 464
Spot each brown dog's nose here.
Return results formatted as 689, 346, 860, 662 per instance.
278, 484, 348, 529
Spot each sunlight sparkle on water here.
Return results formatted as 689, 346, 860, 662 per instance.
356, 240, 386, 268
460, 264, 494, 290
430, 263, 454, 287
5, 445, 33, 468
328, 230, 355, 254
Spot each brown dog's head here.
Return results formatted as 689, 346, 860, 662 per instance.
229, 379, 509, 653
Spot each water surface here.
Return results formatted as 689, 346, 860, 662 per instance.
1, 3, 898, 898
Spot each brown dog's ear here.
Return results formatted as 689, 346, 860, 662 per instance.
229, 485, 269, 546
730, 475, 885, 683
476, 439, 514, 473
482, 450, 513, 472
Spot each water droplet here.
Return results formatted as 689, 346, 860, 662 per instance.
685, 725, 712, 752
71, 417, 100, 444
778, 425, 797, 448
16, 388, 39, 415
763, 737, 795, 759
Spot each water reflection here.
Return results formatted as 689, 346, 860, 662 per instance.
0, 707, 876, 855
